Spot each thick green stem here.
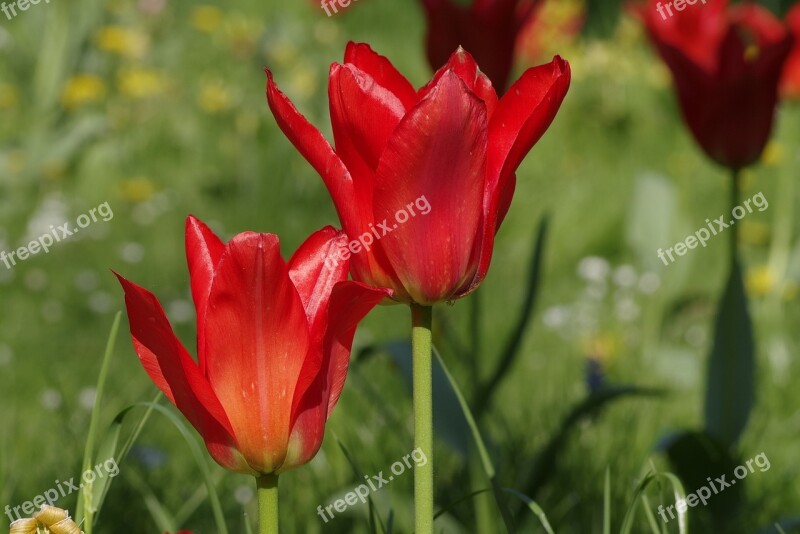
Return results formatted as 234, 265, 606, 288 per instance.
257, 474, 279, 534
411, 304, 434, 534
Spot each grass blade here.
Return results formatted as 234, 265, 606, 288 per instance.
433, 347, 516, 532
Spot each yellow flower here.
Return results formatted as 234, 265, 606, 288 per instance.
197, 80, 234, 114
746, 265, 776, 297
61, 75, 106, 109
119, 177, 156, 202
9, 505, 83, 534
96, 26, 149, 59
761, 141, 784, 167
223, 13, 263, 58
0, 83, 19, 109
191, 6, 222, 33
117, 67, 167, 99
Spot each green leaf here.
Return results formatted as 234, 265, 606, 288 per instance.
433, 347, 516, 532
659, 430, 743, 526
620, 471, 688, 534
475, 215, 549, 413
77, 312, 121, 534
604, 468, 611, 534
704, 260, 755, 448
522, 386, 663, 499
333, 435, 386, 534
374, 341, 470, 456
582, 0, 623, 38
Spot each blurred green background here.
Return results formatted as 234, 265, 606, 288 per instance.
0, 0, 798, 532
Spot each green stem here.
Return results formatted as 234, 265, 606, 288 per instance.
257, 474, 279, 534
730, 169, 741, 264
411, 304, 434, 534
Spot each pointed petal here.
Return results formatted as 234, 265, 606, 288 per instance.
203, 232, 310, 474
265, 70, 359, 232
467, 57, 569, 292
374, 71, 488, 304
114, 273, 250, 474
185, 215, 225, 373
419, 47, 499, 118
287, 226, 350, 339
281, 281, 391, 472
343, 42, 418, 109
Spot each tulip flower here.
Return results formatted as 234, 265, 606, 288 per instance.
266, 42, 569, 533
266, 42, 569, 306
418, 0, 544, 90
781, 4, 800, 99
115, 216, 390, 534
640, 0, 794, 171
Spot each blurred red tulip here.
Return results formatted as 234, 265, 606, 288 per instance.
419, 0, 544, 90
266, 42, 570, 305
640, 0, 793, 170
781, 4, 800, 99
116, 216, 390, 475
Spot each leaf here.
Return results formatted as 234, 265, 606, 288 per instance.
375, 341, 470, 456
522, 386, 663, 499
433, 347, 517, 532
619, 471, 688, 534
333, 435, 386, 534
658, 430, 743, 526
475, 215, 549, 413
582, 0, 623, 38
502, 488, 554, 534
77, 312, 121, 534
704, 260, 755, 448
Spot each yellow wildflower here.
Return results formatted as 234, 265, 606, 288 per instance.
96, 26, 149, 59
117, 67, 167, 99
119, 177, 156, 203
191, 5, 222, 33
746, 265, 776, 297
197, 80, 234, 114
61, 75, 106, 109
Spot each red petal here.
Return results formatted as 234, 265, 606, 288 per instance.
185, 215, 225, 373
265, 70, 359, 233
281, 281, 391, 472
374, 71, 488, 304
419, 47, 499, 118
287, 226, 350, 340
343, 42, 418, 109
114, 273, 249, 473
202, 232, 310, 474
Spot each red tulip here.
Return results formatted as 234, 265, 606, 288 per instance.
781, 4, 800, 99
115, 216, 390, 475
419, 0, 544, 90
266, 42, 570, 305
640, 0, 794, 170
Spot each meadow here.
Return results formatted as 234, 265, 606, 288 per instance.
0, 0, 799, 532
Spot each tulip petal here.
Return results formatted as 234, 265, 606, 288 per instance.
468, 57, 569, 292
343, 41, 418, 109
287, 226, 350, 339
282, 281, 391, 472
203, 232, 310, 474
185, 215, 225, 373
115, 273, 249, 473
265, 70, 360, 233
374, 71, 488, 304
419, 47, 499, 118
